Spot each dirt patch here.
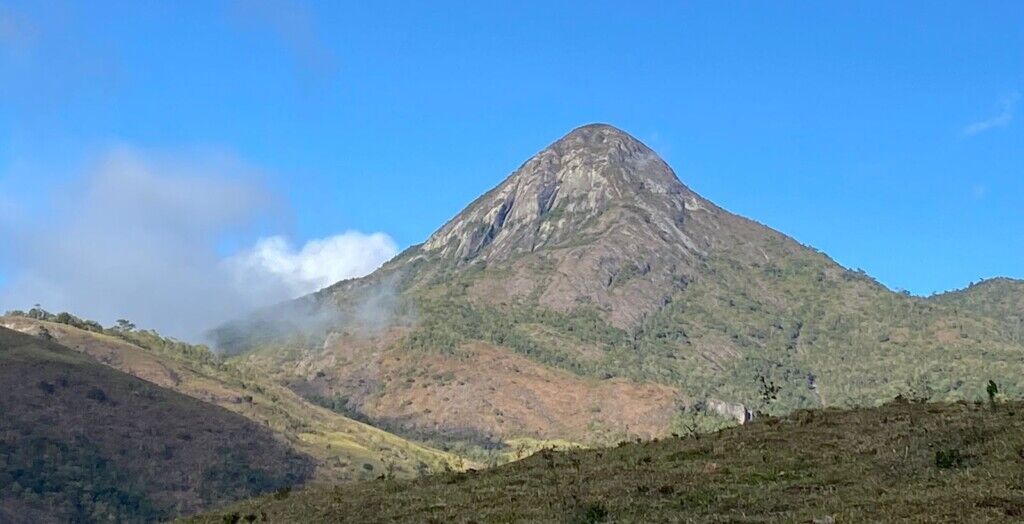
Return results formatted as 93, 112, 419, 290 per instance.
308, 336, 680, 444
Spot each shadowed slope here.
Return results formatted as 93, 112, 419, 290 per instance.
0, 316, 465, 486
0, 326, 314, 523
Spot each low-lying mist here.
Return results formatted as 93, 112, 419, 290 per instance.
208, 271, 413, 355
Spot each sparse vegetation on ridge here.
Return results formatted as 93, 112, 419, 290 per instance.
186, 397, 1024, 523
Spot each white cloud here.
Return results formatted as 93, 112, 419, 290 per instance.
963, 92, 1019, 136
226, 232, 398, 299
0, 145, 396, 341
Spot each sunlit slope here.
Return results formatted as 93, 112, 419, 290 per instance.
931, 278, 1024, 343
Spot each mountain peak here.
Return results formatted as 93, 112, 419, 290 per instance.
422, 124, 693, 264
560, 122, 634, 140
545, 123, 671, 181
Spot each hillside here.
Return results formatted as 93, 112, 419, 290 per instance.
931, 278, 1024, 344
187, 398, 1024, 523
0, 315, 465, 485
213, 124, 1024, 452
0, 326, 313, 523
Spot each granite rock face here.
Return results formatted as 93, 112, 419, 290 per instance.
414, 123, 777, 327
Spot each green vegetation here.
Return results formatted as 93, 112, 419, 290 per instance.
932, 278, 1024, 344
403, 293, 624, 376
0, 437, 159, 523
394, 247, 1024, 419
186, 397, 1024, 523
5, 306, 221, 365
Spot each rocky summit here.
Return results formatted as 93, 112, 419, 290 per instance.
419, 123, 706, 327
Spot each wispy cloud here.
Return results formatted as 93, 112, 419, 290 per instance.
963, 92, 1019, 136
0, 145, 395, 341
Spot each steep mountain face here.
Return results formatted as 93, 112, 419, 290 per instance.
393, 123, 781, 328
418, 124, 699, 327
220, 124, 1024, 451
0, 326, 313, 523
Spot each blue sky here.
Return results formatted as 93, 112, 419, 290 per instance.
1, 1, 1022, 334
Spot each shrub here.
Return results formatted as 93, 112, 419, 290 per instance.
987, 380, 999, 406
86, 388, 108, 403
935, 449, 963, 469
571, 503, 609, 524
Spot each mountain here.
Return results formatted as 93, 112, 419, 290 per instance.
215, 124, 1024, 453
0, 314, 464, 487
0, 325, 313, 523
187, 398, 1024, 523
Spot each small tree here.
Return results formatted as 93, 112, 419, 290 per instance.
27, 304, 52, 320
37, 325, 54, 341
986, 380, 999, 407
114, 319, 136, 332
758, 374, 781, 404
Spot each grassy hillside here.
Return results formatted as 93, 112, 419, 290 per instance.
0, 326, 313, 523
0, 315, 465, 485
188, 397, 1024, 523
